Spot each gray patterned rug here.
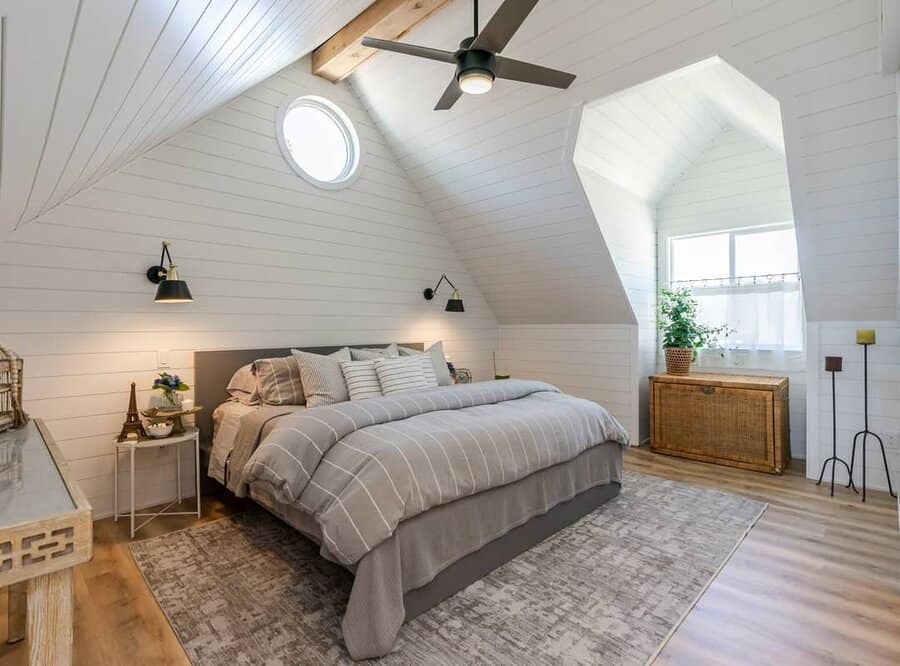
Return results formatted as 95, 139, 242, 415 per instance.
130, 471, 765, 665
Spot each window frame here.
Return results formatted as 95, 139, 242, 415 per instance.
276, 95, 362, 190
668, 222, 797, 285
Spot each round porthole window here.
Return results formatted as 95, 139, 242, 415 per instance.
276, 95, 361, 188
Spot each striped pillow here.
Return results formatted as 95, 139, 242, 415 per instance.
251, 356, 304, 405
398, 341, 453, 386
340, 360, 383, 401
415, 354, 438, 386
291, 347, 352, 408
374, 357, 432, 395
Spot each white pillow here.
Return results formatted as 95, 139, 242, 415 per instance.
340, 360, 383, 401
374, 357, 433, 395
397, 341, 453, 386
291, 347, 351, 408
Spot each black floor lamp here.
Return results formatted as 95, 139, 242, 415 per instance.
816, 356, 855, 496
847, 329, 896, 502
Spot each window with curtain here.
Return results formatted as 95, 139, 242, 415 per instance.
668, 224, 803, 351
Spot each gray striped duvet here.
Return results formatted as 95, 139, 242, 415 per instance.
240, 379, 629, 566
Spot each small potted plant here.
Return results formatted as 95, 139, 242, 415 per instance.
151, 372, 190, 411
658, 287, 729, 375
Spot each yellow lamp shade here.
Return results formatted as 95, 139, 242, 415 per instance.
856, 329, 876, 344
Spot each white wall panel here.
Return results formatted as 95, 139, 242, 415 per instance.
497, 324, 639, 444
0, 59, 498, 519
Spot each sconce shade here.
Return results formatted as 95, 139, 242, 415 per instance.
445, 289, 464, 312
825, 356, 842, 372
154, 270, 193, 303
148, 242, 193, 303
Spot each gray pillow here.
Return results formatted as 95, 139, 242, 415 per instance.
251, 357, 303, 405
292, 347, 352, 408
350, 343, 399, 361
397, 341, 453, 386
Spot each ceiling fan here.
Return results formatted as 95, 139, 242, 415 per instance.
361, 0, 576, 110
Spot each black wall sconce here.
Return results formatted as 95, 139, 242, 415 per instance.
424, 274, 464, 312
147, 241, 193, 303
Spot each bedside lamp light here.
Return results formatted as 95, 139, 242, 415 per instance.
147, 242, 193, 303
424, 274, 464, 312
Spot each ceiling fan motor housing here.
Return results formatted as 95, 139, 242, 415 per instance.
456, 48, 496, 82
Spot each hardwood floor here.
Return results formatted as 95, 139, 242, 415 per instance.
0, 450, 897, 665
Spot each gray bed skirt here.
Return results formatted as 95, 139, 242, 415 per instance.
251, 440, 623, 659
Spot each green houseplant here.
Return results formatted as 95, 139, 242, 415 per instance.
657, 287, 729, 375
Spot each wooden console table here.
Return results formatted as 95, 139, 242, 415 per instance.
0, 419, 92, 665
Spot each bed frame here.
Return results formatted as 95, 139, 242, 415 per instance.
193, 344, 621, 640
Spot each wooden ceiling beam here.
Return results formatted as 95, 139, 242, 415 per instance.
312, 0, 452, 83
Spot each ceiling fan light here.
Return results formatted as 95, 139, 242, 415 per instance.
458, 70, 494, 95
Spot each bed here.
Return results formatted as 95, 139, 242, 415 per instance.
195, 345, 628, 659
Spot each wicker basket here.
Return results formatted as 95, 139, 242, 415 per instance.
0, 351, 27, 433
664, 347, 693, 375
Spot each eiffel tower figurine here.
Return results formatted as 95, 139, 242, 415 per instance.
117, 382, 147, 442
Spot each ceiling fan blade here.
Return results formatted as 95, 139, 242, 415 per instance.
434, 78, 463, 110
470, 0, 540, 53
361, 37, 458, 63
494, 56, 576, 89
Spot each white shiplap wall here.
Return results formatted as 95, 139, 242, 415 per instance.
657, 125, 807, 457
573, 167, 656, 441
0, 0, 374, 235
496, 324, 639, 443
351, 0, 899, 325
0, 58, 498, 519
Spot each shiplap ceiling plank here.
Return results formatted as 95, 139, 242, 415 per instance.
0, 0, 375, 237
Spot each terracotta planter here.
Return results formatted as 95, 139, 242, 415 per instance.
665, 347, 693, 375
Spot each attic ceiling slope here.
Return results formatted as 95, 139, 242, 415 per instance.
350, 0, 899, 324
0, 0, 374, 237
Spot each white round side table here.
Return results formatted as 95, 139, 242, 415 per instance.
113, 427, 201, 538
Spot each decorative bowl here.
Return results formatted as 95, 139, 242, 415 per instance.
146, 422, 174, 439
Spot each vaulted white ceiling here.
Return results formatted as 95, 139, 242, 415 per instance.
0, 0, 374, 237
351, 0, 898, 323
575, 58, 784, 204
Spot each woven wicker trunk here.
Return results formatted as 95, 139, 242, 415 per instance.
649, 372, 790, 474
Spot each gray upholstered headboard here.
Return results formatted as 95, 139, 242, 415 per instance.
193, 343, 424, 444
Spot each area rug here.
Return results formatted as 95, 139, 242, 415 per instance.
130, 471, 765, 665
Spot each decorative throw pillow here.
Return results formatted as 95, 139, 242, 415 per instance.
251, 356, 304, 405
397, 341, 453, 386
350, 343, 399, 361
374, 356, 432, 395
340, 360, 383, 401
414, 354, 438, 386
292, 347, 352, 408
227, 364, 260, 405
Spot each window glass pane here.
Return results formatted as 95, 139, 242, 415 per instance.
670, 234, 730, 282
282, 104, 348, 182
734, 227, 797, 277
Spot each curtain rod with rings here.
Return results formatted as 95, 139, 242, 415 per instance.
669, 271, 801, 288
